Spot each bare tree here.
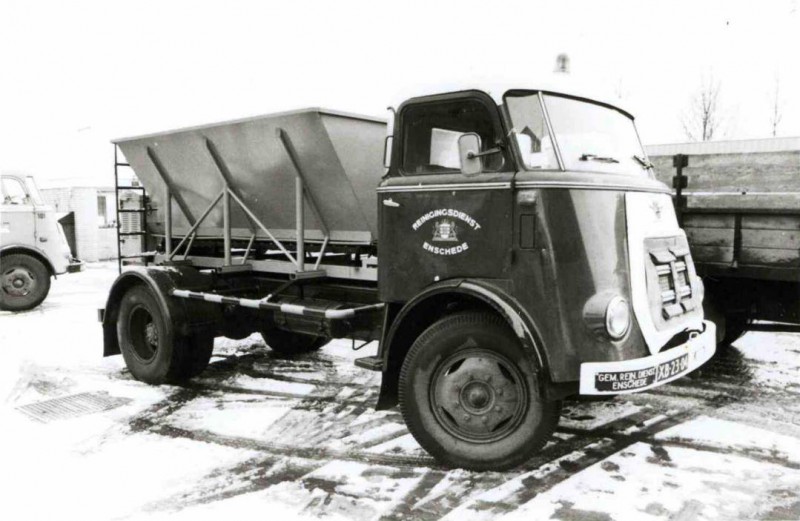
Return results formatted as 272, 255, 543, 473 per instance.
770, 74, 783, 137
682, 75, 722, 141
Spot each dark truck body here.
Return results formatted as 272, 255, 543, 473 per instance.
101, 88, 715, 470
648, 138, 800, 339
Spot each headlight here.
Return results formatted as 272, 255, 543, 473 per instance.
605, 297, 631, 339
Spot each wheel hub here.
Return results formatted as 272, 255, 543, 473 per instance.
431, 349, 527, 442
129, 306, 159, 362
460, 381, 494, 413
145, 322, 159, 349
2, 268, 35, 297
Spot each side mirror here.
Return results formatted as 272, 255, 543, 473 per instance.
515, 132, 534, 154
458, 133, 483, 175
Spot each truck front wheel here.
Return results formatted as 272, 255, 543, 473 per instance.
399, 311, 560, 471
0, 254, 51, 311
117, 286, 214, 384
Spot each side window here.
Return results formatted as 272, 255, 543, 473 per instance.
1, 178, 31, 205
402, 99, 503, 174
505, 94, 559, 170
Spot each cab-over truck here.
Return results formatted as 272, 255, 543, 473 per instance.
100, 87, 716, 470
1, 174, 78, 311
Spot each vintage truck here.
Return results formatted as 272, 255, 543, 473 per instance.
648, 138, 800, 344
100, 87, 716, 470
1, 174, 79, 311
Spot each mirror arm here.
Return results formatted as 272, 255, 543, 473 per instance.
467, 147, 502, 159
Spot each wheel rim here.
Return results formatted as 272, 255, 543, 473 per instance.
430, 347, 528, 443
128, 306, 159, 362
2, 267, 36, 297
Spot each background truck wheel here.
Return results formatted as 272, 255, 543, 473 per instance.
117, 286, 214, 384
399, 311, 561, 471
0, 254, 51, 311
260, 328, 330, 355
722, 313, 750, 346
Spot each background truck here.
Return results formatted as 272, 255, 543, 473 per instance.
1, 174, 80, 311
100, 88, 715, 470
648, 138, 800, 344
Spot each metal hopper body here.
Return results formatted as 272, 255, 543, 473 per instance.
114, 109, 386, 265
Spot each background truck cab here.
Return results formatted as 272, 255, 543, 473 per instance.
0, 174, 79, 311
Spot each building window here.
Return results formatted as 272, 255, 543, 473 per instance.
97, 195, 109, 227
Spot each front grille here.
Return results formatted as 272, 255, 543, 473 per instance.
647, 242, 696, 320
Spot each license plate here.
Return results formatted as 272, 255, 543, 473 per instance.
594, 353, 690, 392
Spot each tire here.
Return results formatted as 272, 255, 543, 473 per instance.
260, 328, 330, 355
399, 311, 561, 471
117, 285, 214, 384
0, 254, 51, 311
702, 295, 727, 347
175, 333, 215, 379
722, 313, 749, 346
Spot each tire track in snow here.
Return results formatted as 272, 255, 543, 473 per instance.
125, 342, 789, 519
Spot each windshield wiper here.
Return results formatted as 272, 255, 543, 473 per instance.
633, 154, 654, 169
580, 153, 619, 164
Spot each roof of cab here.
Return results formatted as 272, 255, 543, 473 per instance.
390, 77, 633, 119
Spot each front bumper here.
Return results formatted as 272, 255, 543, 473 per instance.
579, 320, 716, 395
66, 259, 84, 273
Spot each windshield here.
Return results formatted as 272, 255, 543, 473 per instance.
25, 176, 45, 205
506, 92, 650, 176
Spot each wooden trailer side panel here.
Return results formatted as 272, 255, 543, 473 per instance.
649, 147, 800, 277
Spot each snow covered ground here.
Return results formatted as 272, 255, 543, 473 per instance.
2, 263, 800, 520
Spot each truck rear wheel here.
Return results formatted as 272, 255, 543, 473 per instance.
117, 286, 214, 383
260, 328, 330, 355
399, 311, 560, 471
0, 254, 51, 311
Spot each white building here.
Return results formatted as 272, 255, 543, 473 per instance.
41, 186, 121, 262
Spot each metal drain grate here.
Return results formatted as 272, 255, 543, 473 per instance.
16, 392, 131, 423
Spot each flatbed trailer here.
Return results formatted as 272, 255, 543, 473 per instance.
101, 88, 716, 470
648, 138, 800, 342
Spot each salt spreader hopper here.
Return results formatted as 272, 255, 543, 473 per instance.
114, 108, 386, 276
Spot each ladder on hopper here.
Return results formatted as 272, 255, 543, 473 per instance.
114, 146, 153, 274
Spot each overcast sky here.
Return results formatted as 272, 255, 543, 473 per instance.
1, 0, 798, 185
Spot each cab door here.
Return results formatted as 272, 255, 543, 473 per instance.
378, 92, 515, 302
0, 176, 36, 247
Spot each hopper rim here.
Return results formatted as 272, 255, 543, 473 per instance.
111, 107, 386, 144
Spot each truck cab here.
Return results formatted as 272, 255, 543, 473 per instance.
374, 88, 715, 465
1, 174, 78, 311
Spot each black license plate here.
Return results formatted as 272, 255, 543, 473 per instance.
594, 353, 690, 392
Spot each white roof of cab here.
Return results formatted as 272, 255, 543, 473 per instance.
390, 75, 631, 117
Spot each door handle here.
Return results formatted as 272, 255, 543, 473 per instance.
383, 198, 400, 208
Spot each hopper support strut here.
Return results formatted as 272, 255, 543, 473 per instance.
156, 133, 335, 274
